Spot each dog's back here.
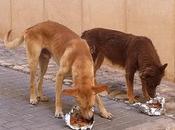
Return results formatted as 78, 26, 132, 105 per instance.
81, 28, 161, 68
25, 21, 79, 47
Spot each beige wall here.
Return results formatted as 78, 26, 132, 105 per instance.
0, 0, 174, 81
82, 0, 126, 31
11, 0, 44, 37
44, 0, 82, 34
0, 0, 11, 37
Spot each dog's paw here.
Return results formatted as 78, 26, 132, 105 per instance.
30, 98, 38, 105
128, 98, 137, 104
55, 111, 64, 118
144, 96, 150, 101
37, 95, 49, 102
100, 111, 113, 120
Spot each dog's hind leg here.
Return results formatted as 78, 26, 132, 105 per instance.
37, 50, 51, 102
27, 42, 42, 105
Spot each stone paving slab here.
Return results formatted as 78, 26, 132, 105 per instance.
125, 118, 175, 130
0, 66, 175, 130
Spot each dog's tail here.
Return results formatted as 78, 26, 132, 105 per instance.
4, 30, 24, 49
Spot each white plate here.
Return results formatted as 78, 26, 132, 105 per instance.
64, 106, 95, 130
133, 96, 165, 116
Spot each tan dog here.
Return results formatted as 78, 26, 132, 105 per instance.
4, 21, 112, 119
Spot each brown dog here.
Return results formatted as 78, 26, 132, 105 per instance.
81, 28, 167, 103
4, 21, 112, 119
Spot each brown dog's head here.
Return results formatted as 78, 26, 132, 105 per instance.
62, 84, 108, 120
140, 63, 168, 98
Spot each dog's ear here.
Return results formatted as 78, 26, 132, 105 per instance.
92, 84, 109, 94
160, 63, 168, 72
62, 88, 78, 97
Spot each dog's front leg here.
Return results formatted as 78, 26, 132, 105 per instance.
55, 69, 64, 118
96, 94, 112, 119
55, 65, 69, 118
94, 52, 104, 84
141, 80, 150, 101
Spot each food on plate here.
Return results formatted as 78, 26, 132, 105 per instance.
70, 108, 93, 127
147, 101, 161, 108
64, 106, 94, 130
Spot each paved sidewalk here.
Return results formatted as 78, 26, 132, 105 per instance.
0, 66, 175, 130
0, 41, 175, 129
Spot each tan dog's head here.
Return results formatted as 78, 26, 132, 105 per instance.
62, 84, 108, 120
